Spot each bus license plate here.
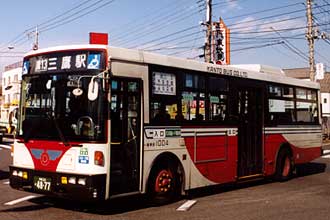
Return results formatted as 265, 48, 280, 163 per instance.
33, 176, 51, 191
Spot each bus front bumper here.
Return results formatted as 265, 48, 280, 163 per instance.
9, 166, 106, 201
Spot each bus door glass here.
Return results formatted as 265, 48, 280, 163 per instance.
109, 77, 141, 195
232, 81, 264, 178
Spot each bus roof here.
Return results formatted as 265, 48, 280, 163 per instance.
24, 44, 108, 57
24, 44, 319, 90
108, 46, 319, 90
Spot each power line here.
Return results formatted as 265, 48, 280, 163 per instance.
228, 8, 306, 28
118, 5, 204, 47
110, 0, 193, 41
270, 43, 304, 65
231, 41, 284, 52
229, 14, 305, 32
139, 29, 203, 50
229, 22, 330, 35
227, 3, 330, 32
0, 0, 99, 51
168, 47, 203, 56
128, 25, 200, 49
0, 0, 116, 52
40, 0, 116, 33
36, 0, 92, 30
271, 27, 309, 62
142, 35, 204, 52
223, 2, 304, 20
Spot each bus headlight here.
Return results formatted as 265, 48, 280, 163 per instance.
68, 177, 76, 184
78, 178, 86, 186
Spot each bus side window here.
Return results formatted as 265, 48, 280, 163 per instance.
151, 101, 176, 125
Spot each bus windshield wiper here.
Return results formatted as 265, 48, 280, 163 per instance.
52, 116, 69, 146
45, 111, 69, 146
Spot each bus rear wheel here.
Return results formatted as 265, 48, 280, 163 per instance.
148, 163, 181, 205
274, 148, 293, 181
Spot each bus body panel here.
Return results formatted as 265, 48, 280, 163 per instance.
13, 141, 35, 169
10, 140, 108, 200
264, 126, 322, 176
13, 140, 108, 175
56, 143, 108, 175
182, 127, 238, 184
143, 126, 238, 191
143, 143, 217, 193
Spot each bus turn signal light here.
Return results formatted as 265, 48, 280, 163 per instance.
94, 151, 104, 166
61, 177, 68, 184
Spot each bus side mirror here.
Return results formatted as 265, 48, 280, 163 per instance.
88, 78, 99, 101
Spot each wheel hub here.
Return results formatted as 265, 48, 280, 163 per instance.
155, 170, 173, 193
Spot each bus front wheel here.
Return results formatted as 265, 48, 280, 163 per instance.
148, 162, 181, 205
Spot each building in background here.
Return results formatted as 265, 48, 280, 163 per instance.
1, 61, 22, 134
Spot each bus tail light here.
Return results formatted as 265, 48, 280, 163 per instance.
94, 151, 104, 166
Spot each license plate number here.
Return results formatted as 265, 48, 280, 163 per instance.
33, 176, 51, 191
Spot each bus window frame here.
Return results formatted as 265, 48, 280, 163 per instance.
266, 83, 319, 126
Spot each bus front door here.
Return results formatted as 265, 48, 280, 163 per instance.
109, 77, 141, 195
234, 84, 264, 179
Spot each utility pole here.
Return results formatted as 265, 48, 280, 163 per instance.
33, 26, 39, 50
28, 26, 39, 50
204, 0, 212, 63
306, 0, 315, 81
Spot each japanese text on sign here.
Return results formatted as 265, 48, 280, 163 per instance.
152, 72, 176, 95
23, 51, 104, 74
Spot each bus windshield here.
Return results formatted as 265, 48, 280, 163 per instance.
18, 73, 106, 142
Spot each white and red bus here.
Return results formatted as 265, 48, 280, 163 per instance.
10, 44, 322, 203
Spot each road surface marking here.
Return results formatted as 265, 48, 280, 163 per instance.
0, 144, 11, 150
176, 200, 197, 211
322, 154, 330, 158
4, 195, 38, 206
3, 181, 9, 185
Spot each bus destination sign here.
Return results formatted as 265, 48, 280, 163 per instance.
23, 51, 105, 74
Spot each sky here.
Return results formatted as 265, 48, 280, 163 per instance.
1, 0, 330, 72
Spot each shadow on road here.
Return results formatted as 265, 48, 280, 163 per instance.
38, 195, 154, 215
0, 162, 326, 215
186, 162, 327, 201
0, 170, 9, 180
0, 204, 49, 213
0, 194, 155, 215
295, 162, 326, 177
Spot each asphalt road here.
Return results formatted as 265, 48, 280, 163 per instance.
0, 141, 329, 220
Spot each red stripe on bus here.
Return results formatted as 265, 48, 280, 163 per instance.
23, 140, 71, 172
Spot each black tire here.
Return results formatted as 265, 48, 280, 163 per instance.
274, 148, 293, 181
147, 161, 181, 205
